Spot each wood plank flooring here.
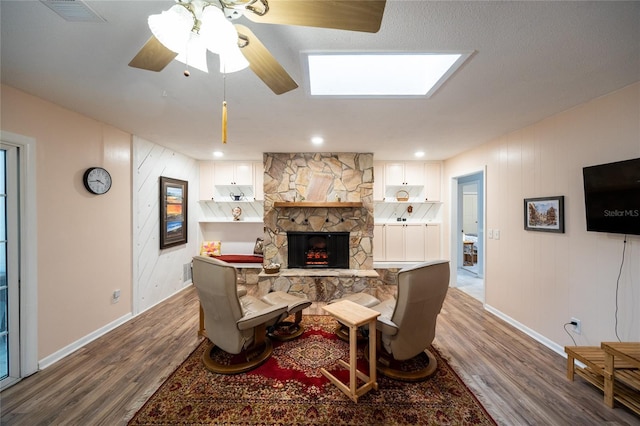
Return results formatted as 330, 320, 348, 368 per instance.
1, 286, 639, 425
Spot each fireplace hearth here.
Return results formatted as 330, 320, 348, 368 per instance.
287, 231, 350, 269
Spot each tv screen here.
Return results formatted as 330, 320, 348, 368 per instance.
583, 157, 640, 235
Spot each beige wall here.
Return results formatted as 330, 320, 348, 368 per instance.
1, 84, 133, 360
443, 82, 640, 347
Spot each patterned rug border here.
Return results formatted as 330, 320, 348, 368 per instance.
128, 315, 497, 425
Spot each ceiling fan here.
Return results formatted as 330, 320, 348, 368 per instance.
128, 0, 386, 95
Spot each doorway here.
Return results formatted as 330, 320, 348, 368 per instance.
0, 132, 38, 390
455, 172, 484, 302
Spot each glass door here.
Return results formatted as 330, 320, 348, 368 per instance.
1, 146, 20, 388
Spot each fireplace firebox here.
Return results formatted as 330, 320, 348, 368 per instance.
287, 231, 350, 269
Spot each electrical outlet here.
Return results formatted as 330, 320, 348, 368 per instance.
570, 317, 581, 334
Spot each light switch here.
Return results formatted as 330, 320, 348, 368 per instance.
494, 229, 500, 240
487, 229, 493, 239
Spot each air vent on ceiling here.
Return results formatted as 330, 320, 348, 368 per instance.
40, 0, 106, 23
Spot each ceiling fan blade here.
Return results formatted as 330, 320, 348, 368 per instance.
244, 0, 386, 33
128, 36, 178, 72
235, 24, 298, 95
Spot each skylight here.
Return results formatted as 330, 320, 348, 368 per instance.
307, 53, 470, 98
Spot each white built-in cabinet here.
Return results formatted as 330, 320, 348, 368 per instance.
385, 162, 424, 186
374, 161, 441, 202
423, 163, 441, 202
374, 223, 441, 262
199, 161, 264, 202
213, 162, 253, 186
253, 161, 264, 201
373, 160, 443, 263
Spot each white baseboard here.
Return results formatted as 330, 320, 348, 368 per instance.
38, 283, 195, 370
484, 303, 567, 358
38, 313, 133, 370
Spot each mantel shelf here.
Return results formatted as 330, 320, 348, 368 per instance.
273, 201, 363, 208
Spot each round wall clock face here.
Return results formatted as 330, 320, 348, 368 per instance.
83, 167, 112, 195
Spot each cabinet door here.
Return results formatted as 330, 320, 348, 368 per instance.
385, 163, 405, 186
403, 162, 424, 186
373, 224, 385, 261
384, 224, 405, 261
233, 162, 254, 186
404, 224, 425, 261
213, 162, 235, 185
423, 163, 441, 201
425, 223, 441, 260
253, 162, 264, 201
199, 161, 215, 201
373, 162, 385, 201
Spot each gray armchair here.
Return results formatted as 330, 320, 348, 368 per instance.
192, 255, 288, 374
370, 260, 450, 381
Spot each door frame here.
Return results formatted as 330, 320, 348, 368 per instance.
0, 131, 38, 389
450, 169, 486, 283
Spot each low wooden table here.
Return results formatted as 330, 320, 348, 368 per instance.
601, 342, 640, 414
321, 299, 380, 402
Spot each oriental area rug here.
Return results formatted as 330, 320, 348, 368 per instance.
129, 315, 496, 425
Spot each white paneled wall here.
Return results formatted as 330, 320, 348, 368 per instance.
133, 137, 199, 314
443, 82, 640, 349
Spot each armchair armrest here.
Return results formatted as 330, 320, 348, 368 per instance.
376, 316, 399, 336
237, 302, 288, 330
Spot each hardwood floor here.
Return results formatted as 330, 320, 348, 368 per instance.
1, 286, 638, 425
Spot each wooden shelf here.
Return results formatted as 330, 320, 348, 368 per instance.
273, 202, 363, 208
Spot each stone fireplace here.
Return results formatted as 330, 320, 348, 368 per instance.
263, 153, 374, 270
287, 231, 350, 269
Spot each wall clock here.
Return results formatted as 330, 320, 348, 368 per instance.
83, 167, 112, 195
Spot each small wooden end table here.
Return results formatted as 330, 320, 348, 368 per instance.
321, 299, 380, 402
601, 342, 640, 413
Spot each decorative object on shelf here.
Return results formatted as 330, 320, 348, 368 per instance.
253, 237, 264, 255
82, 166, 112, 195
160, 176, 188, 249
524, 195, 565, 233
396, 190, 409, 201
232, 206, 242, 221
264, 263, 280, 274
407, 205, 413, 213
230, 191, 244, 201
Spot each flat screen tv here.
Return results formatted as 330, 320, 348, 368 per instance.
583, 157, 640, 235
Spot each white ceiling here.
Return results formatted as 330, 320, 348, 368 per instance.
1, 1, 639, 161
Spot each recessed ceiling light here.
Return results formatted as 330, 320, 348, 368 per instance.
311, 136, 324, 145
307, 52, 471, 98
414, 151, 425, 158
213, 151, 224, 158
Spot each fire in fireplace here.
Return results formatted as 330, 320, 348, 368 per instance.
287, 231, 349, 269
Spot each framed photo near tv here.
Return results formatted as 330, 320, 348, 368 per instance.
160, 176, 188, 249
524, 196, 564, 233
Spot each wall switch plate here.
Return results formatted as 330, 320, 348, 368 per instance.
112, 289, 121, 303
494, 229, 501, 240
487, 229, 493, 239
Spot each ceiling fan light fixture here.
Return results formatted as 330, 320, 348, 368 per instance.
148, 5, 194, 54
219, 43, 249, 73
174, 32, 210, 73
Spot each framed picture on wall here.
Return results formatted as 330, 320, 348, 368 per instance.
524, 196, 564, 233
160, 176, 188, 249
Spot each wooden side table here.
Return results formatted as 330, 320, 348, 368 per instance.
601, 342, 640, 413
321, 299, 380, 402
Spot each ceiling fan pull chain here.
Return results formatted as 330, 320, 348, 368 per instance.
222, 70, 227, 144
